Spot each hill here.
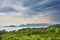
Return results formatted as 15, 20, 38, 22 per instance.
0, 24, 60, 40
48, 24, 60, 28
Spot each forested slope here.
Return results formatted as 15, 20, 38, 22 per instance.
0, 24, 60, 40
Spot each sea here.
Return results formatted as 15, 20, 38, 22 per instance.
0, 25, 49, 31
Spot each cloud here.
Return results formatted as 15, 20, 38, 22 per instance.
49, 10, 60, 23
23, 0, 43, 7
22, 0, 60, 16
0, 6, 18, 13
23, 0, 60, 24
0, 12, 51, 26
0, 0, 60, 25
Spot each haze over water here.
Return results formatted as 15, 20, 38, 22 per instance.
0, 25, 49, 31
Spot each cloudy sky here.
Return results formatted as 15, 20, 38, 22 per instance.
0, 0, 60, 26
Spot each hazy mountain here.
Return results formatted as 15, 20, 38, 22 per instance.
19, 23, 51, 27
4, 25, 18, 27
4, 23, 52, 27
48, 24, 60, 28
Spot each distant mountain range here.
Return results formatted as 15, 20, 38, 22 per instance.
5, 25, 18, 27
49, 24, 60, 28
4, 23, 52, 27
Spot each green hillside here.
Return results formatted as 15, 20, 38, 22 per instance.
0, 24, 60, 40
48, 24, 60, 28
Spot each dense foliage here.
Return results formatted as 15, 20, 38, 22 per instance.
0, 25, 60, 40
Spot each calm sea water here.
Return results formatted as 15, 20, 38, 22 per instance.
0, 26, 48, 31
0, 26, 26, 31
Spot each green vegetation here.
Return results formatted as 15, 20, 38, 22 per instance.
0, 25, 60, 40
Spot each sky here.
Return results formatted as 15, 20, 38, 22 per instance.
0, 0, 60, 26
